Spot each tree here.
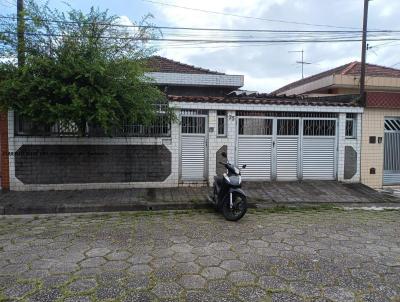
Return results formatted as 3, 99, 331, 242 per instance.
0, 1, 171, 136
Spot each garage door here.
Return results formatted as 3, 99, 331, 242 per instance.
302, 119, 337, 180
237, 118, 273, 180
237, 116, 337, 181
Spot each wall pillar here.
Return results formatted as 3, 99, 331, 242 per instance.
0, 111, 10, 190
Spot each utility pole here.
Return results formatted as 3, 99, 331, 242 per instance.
17, 0, 25, 66
289, 49, 312, 79
359, 0, 369, 99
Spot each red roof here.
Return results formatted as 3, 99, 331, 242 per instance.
145, 56, 225, 75
168, 94, 360, 107
273, 62, 400, 94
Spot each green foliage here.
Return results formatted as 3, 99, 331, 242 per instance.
0, 1, 172, 135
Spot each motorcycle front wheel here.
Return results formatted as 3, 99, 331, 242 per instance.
222, 193, 247, 221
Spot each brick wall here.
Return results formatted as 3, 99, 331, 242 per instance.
0, 112, 9, 190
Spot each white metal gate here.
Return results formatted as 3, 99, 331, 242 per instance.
383, 118, 400, 185
302, 119, 337, 180
236, 115, 337, 181
180, 113, 207, 181
237, 118, 273, 180
276, 118, 300, 180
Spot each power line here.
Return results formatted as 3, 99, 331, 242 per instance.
2, 31, 400, 44
143, 0, 369, 30
1, 15, 399, 33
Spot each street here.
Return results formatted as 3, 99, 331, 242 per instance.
0, 209, 399, 301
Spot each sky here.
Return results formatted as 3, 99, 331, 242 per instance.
1, 0, 399, 92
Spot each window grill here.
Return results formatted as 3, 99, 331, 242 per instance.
345, 119, 356, 138
181, 116, 206, 134
15, 114, 171, 137
237, 111, 338, 118
217, 110, 227, 136
384, 119, 400, 132
277, 119, 299, 136
238, 118, 273, 135
303, 120, 336, 136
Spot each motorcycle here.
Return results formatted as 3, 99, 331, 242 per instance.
208, 152, 248, 221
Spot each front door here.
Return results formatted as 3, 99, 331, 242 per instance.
383, 118, 400, 185
275, 118, 300, 180
180, 114, 207, 181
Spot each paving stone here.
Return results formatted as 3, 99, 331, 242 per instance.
125, 274, 150, 290
271, 292, 303, 302
179, 275, 207, 289
28, 288, 62, 302
324, 286, 355, 302
175, 262, 201, 274
123, 290, 156, 302
4, 283, 36, 298
237, 286, 266, 301
96, 286, 123, 300
68, 279, 97, 292
196, 255, 221, 266
220, 259, 245, 271
80, 257, 107, 268
228, 271, 255, 284
201, 267, 227, 279
41, 275, 70, 288
151, 282, 182, 298
86, 248, 110, 257
258, 275, 287, 290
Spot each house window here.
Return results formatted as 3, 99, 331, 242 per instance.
346, 113, 356, 138
217, 110, 227, 136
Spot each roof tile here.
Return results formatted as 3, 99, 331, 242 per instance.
145, 56, 225, 75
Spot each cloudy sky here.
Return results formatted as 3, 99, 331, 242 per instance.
1, 0, 399, 92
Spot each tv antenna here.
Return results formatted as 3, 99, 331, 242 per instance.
289, 49, 312, 78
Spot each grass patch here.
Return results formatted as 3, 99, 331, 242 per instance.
252, 203, 340, 214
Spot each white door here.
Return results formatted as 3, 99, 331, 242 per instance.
276, 118, 300, 180
302, 119, 337, 180
237, 118, 273, 180
181, 115, 207, 181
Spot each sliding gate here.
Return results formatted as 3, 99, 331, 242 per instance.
237, 115, 337, 181
383, 118, 400, 185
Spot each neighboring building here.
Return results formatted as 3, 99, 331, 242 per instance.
145, 56, 244, 96
273, 61, 400, 189
272, 61, 400, 96
1, 57, 364, 191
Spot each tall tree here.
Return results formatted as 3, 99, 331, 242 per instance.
0, 1, 171, 135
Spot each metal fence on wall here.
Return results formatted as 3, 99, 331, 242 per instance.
14, 114, 171, 137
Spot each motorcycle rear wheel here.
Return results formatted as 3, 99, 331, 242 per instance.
222, 193, 247, 221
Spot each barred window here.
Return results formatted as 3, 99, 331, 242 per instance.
345, 113, 356, 138
277, 119, 299, 136
238, 118, 273, 135
217, 111, 227, 136
303, 120, 336, 136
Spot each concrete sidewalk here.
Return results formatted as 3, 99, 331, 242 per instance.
0, 181, 399, 215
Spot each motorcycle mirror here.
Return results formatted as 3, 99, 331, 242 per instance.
221, 152, 227, 158
242, 165, 247, 169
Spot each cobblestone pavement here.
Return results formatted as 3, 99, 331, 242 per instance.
0, 209, 399, 302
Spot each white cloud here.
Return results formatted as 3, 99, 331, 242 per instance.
141, 0, 399, 92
